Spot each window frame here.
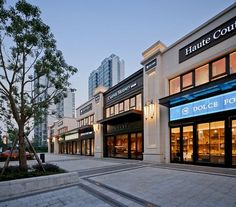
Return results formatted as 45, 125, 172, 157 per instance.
210, 57, 227, 80
130, 96, 136, 109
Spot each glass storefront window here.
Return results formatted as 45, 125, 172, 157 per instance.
130, 133, 143, 160
110, 106, 115, 115
136, 94, 142, 111
183, 126, 193, 162
124, 100, 129, 111
136, 133, 143, 159
130, 97, 136, 109
91, 139, 94, 156
169, 77, 180, 95
130, 133, 136, 159
195, 64, 209, 86
115, 134, 128, 158
197, 123, 210, 162
171, 127, 180, 162
210, 121, 224, 164
119, 102, 124, 112
197, 121, 225, 164
82, 140, 86, 155
230, 52, 236, 74
86, 139, 90, 155
182, 72, 193, 89
77, 141, 81, 154
115, 104, 119, 115
212, 58, 226, 78
106, 136, 115, 157
106, 108, 110, 118
90, 115, 94, 125
232, 120, 236, 166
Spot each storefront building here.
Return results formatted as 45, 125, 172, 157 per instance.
100, 69, 143, 160
141, 3, 236, 167
48, 117, 77, 154
76, 86, 106, 157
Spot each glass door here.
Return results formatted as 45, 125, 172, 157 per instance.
197, 121, 225, 164
115, 134, 128, 158
130, 133, 143, 160
171, 127, 181, 162
106, 136, 115, 157
183, 126, 193, 162
232, 120, 236, 166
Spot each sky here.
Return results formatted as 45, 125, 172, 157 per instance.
26, 0, 235, 108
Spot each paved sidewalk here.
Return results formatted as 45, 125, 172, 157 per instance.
0, 154, 236, 207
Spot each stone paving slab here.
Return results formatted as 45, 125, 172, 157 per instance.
1, 154, 236, 207
90, 166, 236, 207
0, 185, 111, 207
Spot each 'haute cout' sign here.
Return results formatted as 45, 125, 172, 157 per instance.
179, 16, 236, 63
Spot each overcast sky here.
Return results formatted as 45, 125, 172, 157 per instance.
26, 0, 235, 108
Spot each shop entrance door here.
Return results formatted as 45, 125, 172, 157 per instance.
232, 119, 236, 166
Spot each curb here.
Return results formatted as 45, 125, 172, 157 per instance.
0, 172, 79, 201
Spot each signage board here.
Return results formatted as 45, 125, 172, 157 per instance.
179, 16, 236, 63
107, 82, 137, 102
80, 103, 92, 115
170, 90, 236, 121
145, 59, 157, 71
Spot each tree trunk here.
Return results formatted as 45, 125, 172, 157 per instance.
18, 123, 27, 171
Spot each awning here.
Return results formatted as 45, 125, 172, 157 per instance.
98, 109, 143, 125
159, 74, 236, 107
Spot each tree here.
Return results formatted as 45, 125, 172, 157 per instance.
0, 0, 78, 170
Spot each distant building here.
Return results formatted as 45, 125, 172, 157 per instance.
34, 82, 75, 147
88, 54, 125, 99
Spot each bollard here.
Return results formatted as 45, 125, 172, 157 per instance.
40, 153, 45, 163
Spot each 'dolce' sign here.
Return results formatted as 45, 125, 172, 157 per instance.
170, 90, 236, 121
179, 16, 236, 63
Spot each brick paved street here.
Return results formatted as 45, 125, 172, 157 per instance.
0, 154, 236, 207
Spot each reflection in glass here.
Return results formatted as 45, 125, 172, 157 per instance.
212, 58, 226, 78
198, 121, 225, 164
230, 52, 236, 74
232, 120, 236, 166
169, 77, 180, 95
183, 126, 193, 162
82, 140, 86, 155
86, 139, 90, 155
91, 139, 94, 156
107, 136, 115, 157
195, 64, 209, 86
171, 127, 181, 162
210, 121, 224, 164
77, 141, 81, 154
198, 123, 210, 162
130, 133, 136, 159
115, 134, 128, 158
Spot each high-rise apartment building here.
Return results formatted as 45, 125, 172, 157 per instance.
34, 81, 75, 146
88, 54, 125, 99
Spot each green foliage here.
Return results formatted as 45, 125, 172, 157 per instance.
32, 163, 65, 173
0, 0, 78, 169
0, 163, 66, 181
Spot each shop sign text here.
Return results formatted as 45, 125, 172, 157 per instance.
170, 90, 236, 121
179, 16, 236, 63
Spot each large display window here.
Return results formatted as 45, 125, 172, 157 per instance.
169, 117, 236, 167
197, 121, 225, 164
183, 126, 193, 162
105, 133, 143, 160
171, 128, 180, 162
